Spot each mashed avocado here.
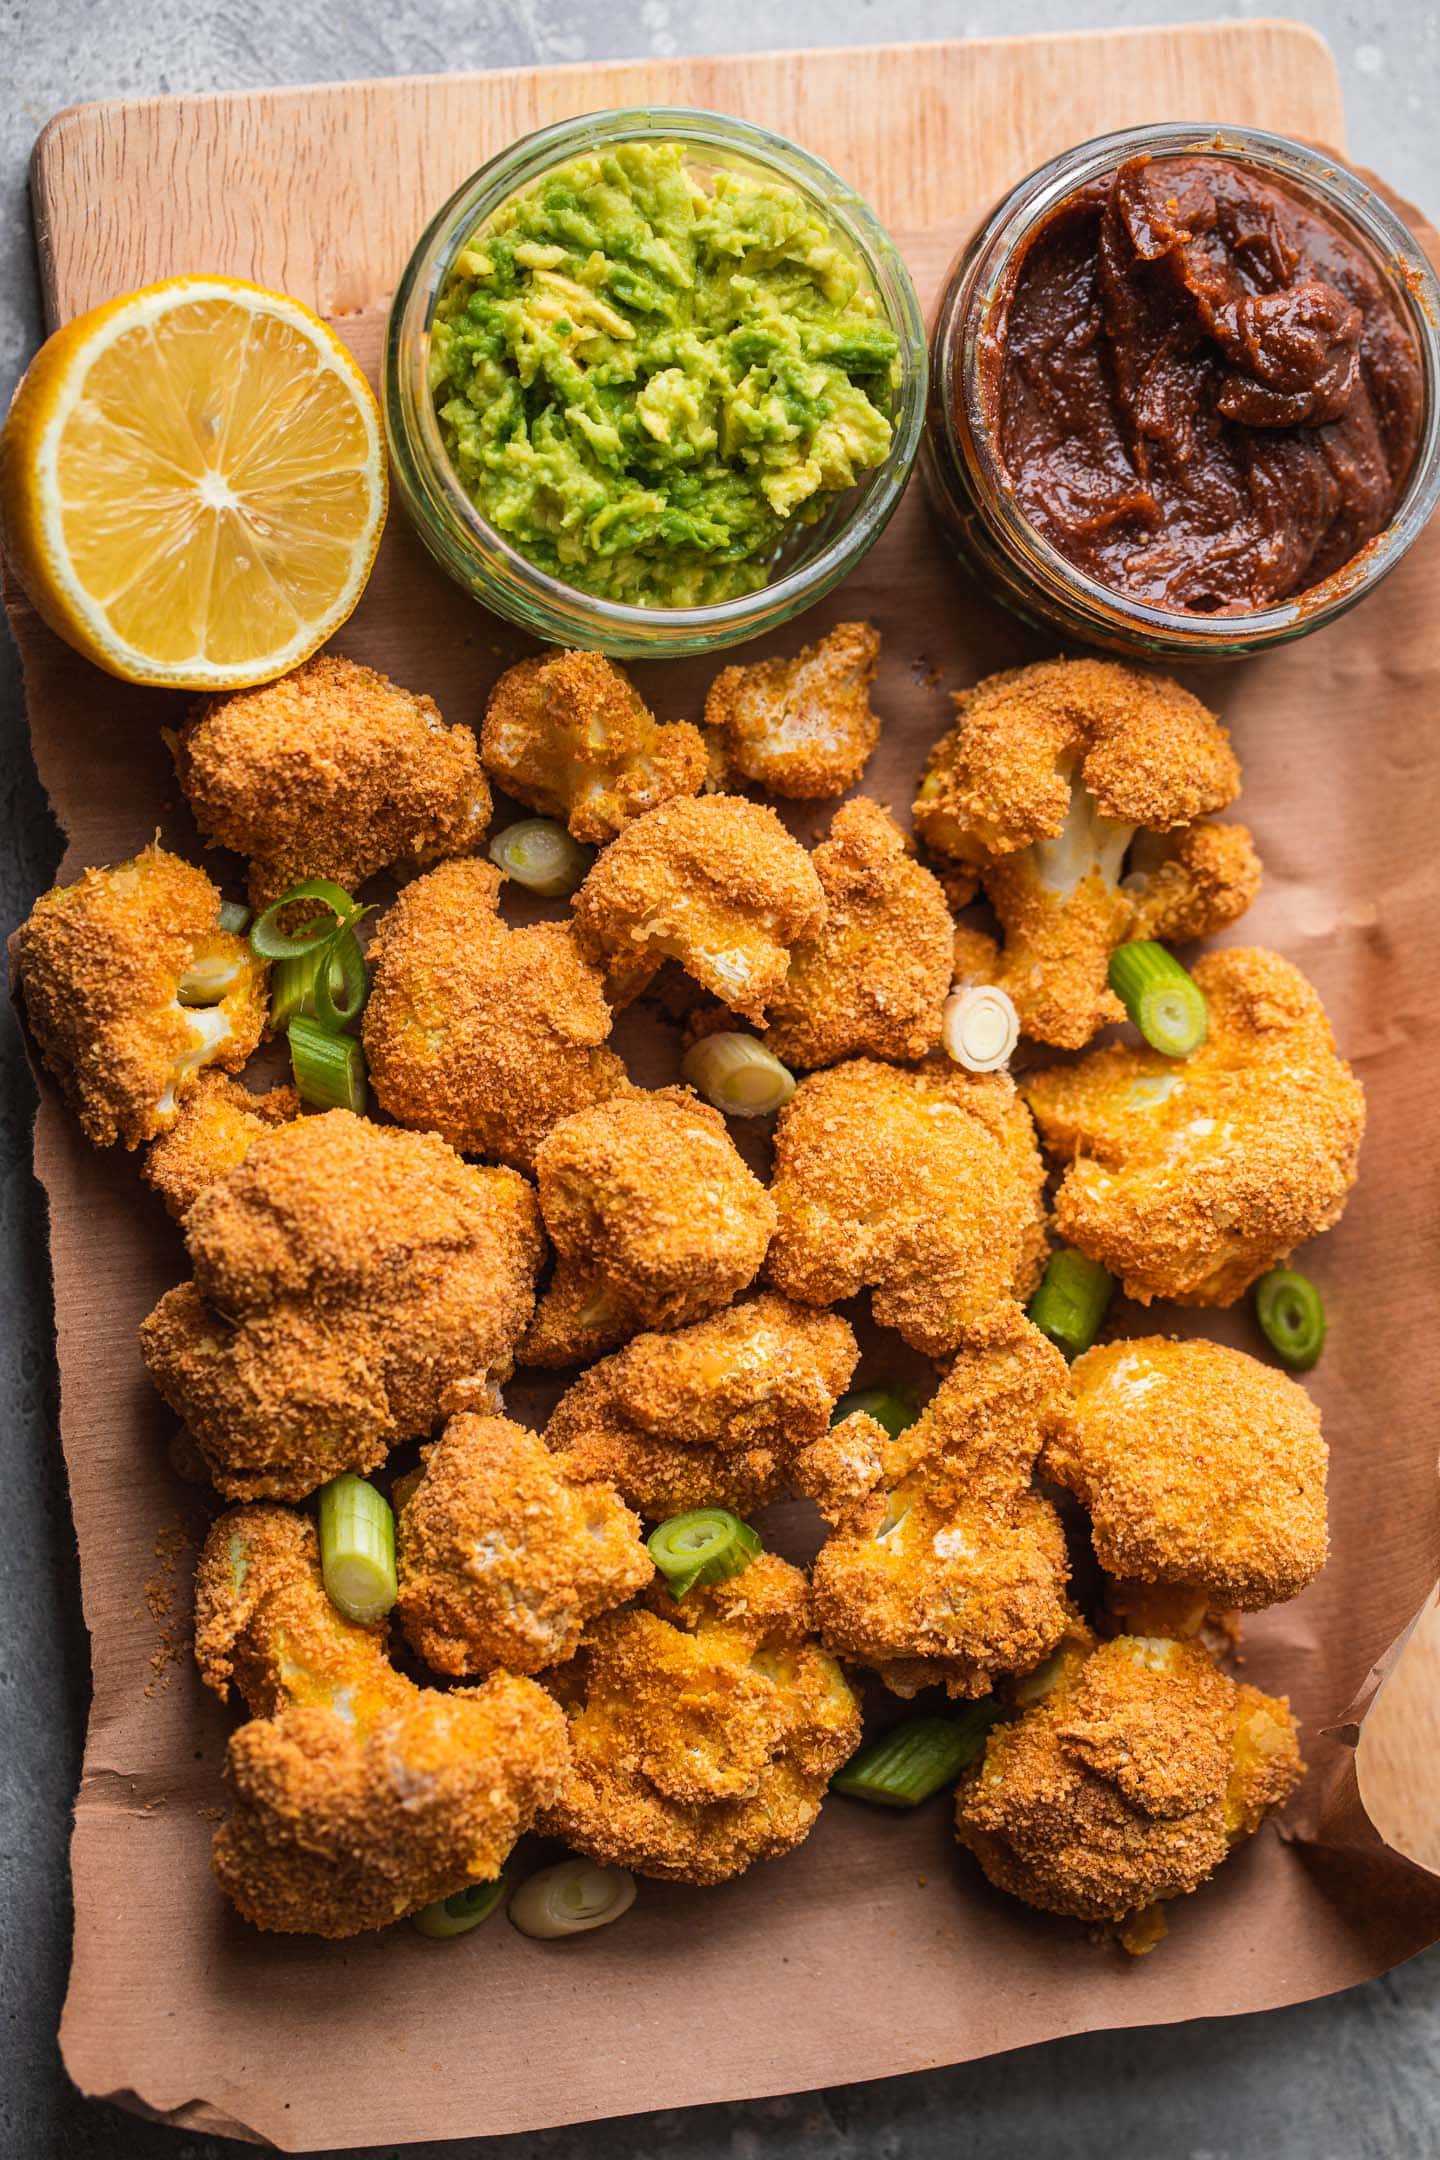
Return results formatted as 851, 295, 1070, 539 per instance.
430, 142, 902, 607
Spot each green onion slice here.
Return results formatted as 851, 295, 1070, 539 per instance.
832, 1386, 917, 1441
412, 1876, 507, 1941
1027, 1247, 1115, 1360
508, 1861, 636, 1939
680, 1031, 796, 1118
647, 1508, 761, 1601
1254, 1268, 1326, 1371
216, 900, 251, 935
1107, 941, 1209, 1058
490, 819, 594, 898
250, 877, 359, 961
832, 1704, 1000, 1808
317, 1472, 396, 1624
289, 1015, 368, 1113
942, 985, 1019, 1073
271, 922, 370, 1033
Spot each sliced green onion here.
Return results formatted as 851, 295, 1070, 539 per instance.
217, 900, 251, 935
1254, 1268, 1326, 1371
412, 1875, 507, 1940
942, 985, 1019, 1072
490, 819, 594, 898
1027, 1247, 1115, 1359
289, 1015, 369, 1114
313, 926, 369, 1031
832, 1704, 1000, 1807
317, 1472, 396, 1624
832, 1386, 917, 1441
250, 876, 359, 961
680, 1031, 796, 1117
1107, 941, 1209, 1058
647, 1508, 761, 1601
508, 1861, 636, 1939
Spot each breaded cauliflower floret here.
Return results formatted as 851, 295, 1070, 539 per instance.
1046, 1338, 1328, 1610
143, 1071, 299, 1221
395, 1412, 651, 1676
571, 793, 826, 1020
15, 843, 267, 1149
362, 857, 628, 1173
704, 621, 881, 798
1023, 948, 1366, 1305
762, 798, 955, 1068
521, 1090, 776, 1368
173, 654, 491, 906
812, 1311, 1072, 1698
1124, 821, 1264, 945
540, 1553, 860, 1883
912, 659, 1256, 1047
194, 1506, 567, 1936
544, 1293, 867, 1519
954, 1633, 1304, 1946
765, 1058, 1048, 1357
482, 648, 707, 844
140, 1111, 544, 1499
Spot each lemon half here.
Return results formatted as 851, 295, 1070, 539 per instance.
0, 276, 386, 689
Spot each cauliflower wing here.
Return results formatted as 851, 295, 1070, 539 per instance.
954, 1633, 1304, 1946
570, 793, 827, 1019
482, 648, 707, 843
762, 797, 955, 1068
1125, 821, 1263, 945
520, 1090, 776, 1368
194, 1505, 567, 1935
704, 621, 881, 798
15, 843, 267, 1149
812, 1310, 1073, 1697
1046, 1337, 1328, 1610
362, 857, 628, 1172
1023, 947, 1366, 1305
140, 1110, 544, 1499
540, 1553, 860, 1883
912, 658, 1255, 1047
543, 1292, 867, 1519
395, 1412, 651, 1676
173, 654, 491, 905
143, 1071, 298, 1221
765, 1058, 1048, 1356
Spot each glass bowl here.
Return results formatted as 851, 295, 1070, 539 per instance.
384, 107, 928, 658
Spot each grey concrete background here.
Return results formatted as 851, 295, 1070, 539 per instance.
2, 3, 1436, 2154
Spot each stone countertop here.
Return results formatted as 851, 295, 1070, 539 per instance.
2, 4, 1437, 2154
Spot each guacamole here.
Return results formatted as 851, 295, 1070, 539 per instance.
430, 142, 902, 607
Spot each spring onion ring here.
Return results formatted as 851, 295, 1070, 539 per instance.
647, 1508, 761, 1601
412, 1876, 507, 1940
490, 819, 594, 898
1027, 1248, 1115, 1360
250, 876, 360, 961
680, 1032, 797, 1117
1254, 1268, 1326, 1371
317, 1472, 396, 1624
508, 1861, 636, 1940
289, 1015, 369, 1114
1107, 942, 1208, 1058
942, 985, 1019, 1072
832, 1704, 1000, 1807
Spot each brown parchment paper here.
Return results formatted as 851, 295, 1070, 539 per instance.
8, 209, 1440, 2152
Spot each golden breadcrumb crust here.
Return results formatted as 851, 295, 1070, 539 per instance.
174, 653, 491, 905
763, 797, 955, 1068
143, 1072, 298, 1221
362, 857, 628, 1172
193, 1506, 567, 1936
140, 1111, 543, 1499
704, 621, 882, 799
1126, 821, 1263, 944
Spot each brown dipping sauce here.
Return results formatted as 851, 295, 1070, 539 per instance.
980, 154, 1424, 613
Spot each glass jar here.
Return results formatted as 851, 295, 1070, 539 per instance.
923, 124, 1440, 662
384, 108, 927, 659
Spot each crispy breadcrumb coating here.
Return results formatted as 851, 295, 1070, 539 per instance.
812, 1310, 1073, 1697
765, 1058, 1048, 1356
140, 1111, 544, 1500
1047, 1338, 1328, 1609
193, 1506, 567, 1936
1023, 948, 1366, 1305
955, 1633, 1304, 1942
482, 649, 707, 843
540, 1554, 860, 1883
143, 1072, 299, 1221
520, 1090, 776, 1368
173, 654, 491, 905
15, 843, 267, 1149
704, 621, 882, 798
763, 798, 955, 1068
362, 857, 628, 1172
544, 1293, 866, 1518
1125, 821, 1263, 944
395, 1412, 651, 1676
570, 793, 827, 1019
913, 659, 1252, 1047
